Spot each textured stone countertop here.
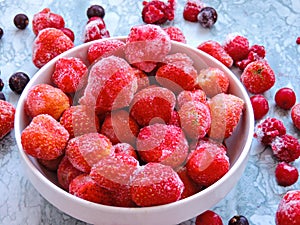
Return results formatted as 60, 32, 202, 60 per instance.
0, 0, 300, 224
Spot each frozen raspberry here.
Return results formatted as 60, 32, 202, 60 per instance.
223, 33, 250, 61
254, 117, 286, 145
32, 8, 65, 35
100, 109, 140, 146
208, 93, 244, 141
0, 100, 15, 140
38, 154, 64, 171
142, 0, 169, 24
183, 0, 204, 22
51, 57, 88, 93
197, 40, 233, 68
129, 86, 176, 126
87, 39, 125, 64
249, 44, 266, 58
228, 215, 249, 225
57, 156, 83, 191
195, 210, 223, 225
196, 67, 230, 98
197, 7, 218, 28
32, 28, 74, 68
168, 110, 181, 127
235, 45, 266, 71
113, 143, 138, 160
291, 103, 300, 130
274, 87, 296, 110
271, 134, 300, 163
177, 89, 207, 109
276, 190, 300, 225
275, 162, 299, 187
136, 123, 189, 169
186, 139, 229, 187
66, 133, 113, 173
177, 166, 202, 199
250, 94, 269, 120
163, 26, 187, 43
132, 68, 150, 91
163, 53, 194, 66
83, 16, 110, 43
21, 114, 69, 160
24, 83, 70, 120
178, 101, 211, 140
125, 24, 171, 72
241, 60, 275, 94
59, 27, 75, 42
131, 162, 184, 207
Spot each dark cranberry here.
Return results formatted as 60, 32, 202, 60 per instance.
60, 27, 75, 42
0, 78, 4, 91
0, 91, 5, 101
0, 27, 3, 39
87, 5, 105, 19
197, 7, 218, 28
228, 215, 249, 225
13, 13, 29, 30
9, 72, 30, 94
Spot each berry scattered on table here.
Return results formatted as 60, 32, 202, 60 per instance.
275, 162, 299, 187
142, 0, 175, 24
197, 7, 218, 28
59, 27, 75, 42
83, 16, 110, 43
0, 100, 15, 140
296, 37, 300, 45
87, 5, 105, 19
250, 94, 269, 120
0, 78, 4, 91
0, 92, 5, 101
195, 210, 223, 225
0, 27, 3, 39
291, 103, 300, 130
183, 0, 204, 22
13, 13, 29, 30
249, 44, 266, 58
274, 87, 296, 110
223, 33, 250, 62
8, 72, 30, 94
228, 215, 249, 225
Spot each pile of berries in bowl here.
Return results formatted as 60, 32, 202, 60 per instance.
14, 24, 254, 225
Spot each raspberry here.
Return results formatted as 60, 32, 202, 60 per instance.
21, 114, 69, 160
113, 142, 138, 160
0, 100, 15, 140
142, 1, 169, 24
177, 166, 202, 199
208, 93, 244, 141
291, 103, 300, 130
32, 8, 65, 35
249, 44, 266, 58
130, 162, 184, 207
183, 0, 204, 22
136, 123, 189, 169
38, 155, 64, 171
197, 40, 234, 68
275, 162, 299, 187
254, 117, 286, 145
66, 133, 113, 173
195, 210, 223, 225
274, 87, 296, 110
240, 60, 275, 94
32, 28, 74, 68
235, 45, 266, 71
271, 134, 300, 163
83, 17, 110, 43
52, 57, 88, 93
163, 26, 187, 43
196, 67, 230, 98
223, 33, 250, 61
24, 84, 70, 120
177, 89, 207, 109
250, 94, 269, 120
276, 190, 300, 225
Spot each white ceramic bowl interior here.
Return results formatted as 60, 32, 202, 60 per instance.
15, 37, 254, 225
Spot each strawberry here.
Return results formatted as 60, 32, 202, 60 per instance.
163, 26, 187, 43
168, 110, 181, 127
275, 162, 299, 187
240, 60, 275, 94
291, 103, 300, 130
162, 53, 194, 66
113, 142, 138, 160
177, 166, 202, 199
223, 33, 250, 61
183, 0, 204, 22
0, 100, 15, 140
177, 89, 207, 109
130, 162, 184, 207
38, 154, 64, 171
110, 186, 136, 207
131, 68, 150, 92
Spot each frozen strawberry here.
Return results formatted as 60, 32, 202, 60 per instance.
57, 156, 83, 191
163, 26, 187, 43
111, 187, 136, 207
291, 103, 300, 130
32, 28, 74, 68
69, 174, 113, 205
275, 162, 299, 187
129, 86, 176, 126
51, 57, 88, 93
87, 39, 125, 64
142, 0, 169, 24
24, 83, 70, 120
162, 53, 194, 66
32, 8, 65, 35
100, 109, 139, 146
276, 190, 300, 225
113, 142, 138, 160
254, 117, 286, 145
90, 154, 139, 191
38, 154, 64, 171
183, 0, 204, 22
240, 60, 275, 94
223, 33, 250, 61
83, 16, 110, 43
178, 101, 211, 140
196, 67, 230, 98
60, 105, 100, 138
0, 100, 15, 140
177, 166, 202, 199
131, 162, 184, 207
271, 134, 300, 163
125, 24, 171, 72
168, 110, 181, 127
136, 123, 189, 169
186, 139, 229, 187
66, 133, 113, 173
21, 114, 69, 160
195, 210, 223, 225
197, 40, 233, 68
131, 68, 150, 91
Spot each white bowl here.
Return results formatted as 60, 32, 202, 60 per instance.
15, 37, 254, 225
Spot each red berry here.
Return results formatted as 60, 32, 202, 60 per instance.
59, 27, 75, 42
274, 87, 296, 110
183, 0, 204, 22
83, 17, 110, 43
177, 89, 207, 109
291, 103, 300, 130
113, 143, 138, 160
0, 100, 15, 140
250, 94, 269, 120
142, 1, 169, 24
163, 26, 187, 43
223, 33, 250, 61
38, 154, 64, 171
275, 162, 299, 187
177, 167, 202, 199
195, 210, 223, 225
296, 37, 300, 45
249, 44, 266, 58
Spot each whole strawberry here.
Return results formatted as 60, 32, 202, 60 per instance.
240, 60, 275, 94
0, 100, 15, 140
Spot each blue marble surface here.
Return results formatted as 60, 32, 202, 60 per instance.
0, 0, 300, 224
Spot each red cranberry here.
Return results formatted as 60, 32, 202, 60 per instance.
275, 87, 296, 110
13, 13, 29, 30
250, 94, 269, 120
195, 210, 223, 225
0, 78, 4, 91
197, 7, 218, 28
60, 27, 75, 42
87, 5, 105, 19
0, 27, 3, 39
0, 91, 5, 101
9, 72, 30, 94
296, 37, 300, 45
228, 215, 249, 225
275, 162, 299, 187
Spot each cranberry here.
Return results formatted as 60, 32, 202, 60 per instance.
60, 27, 75, 42
274, 87, 296, 110
0, 78, 4, 91
275, 162, 299, 187
0, 91, 5, 101
0, 27, 3, 39
228, 215, 249, 225
296, 37, 300, 45
250, 94, 269, 120
197, 7, 218, 28
195, 210, 223, 225
13, 13, 29, 30
9, 72, 30, 94
87, 5, 105, 19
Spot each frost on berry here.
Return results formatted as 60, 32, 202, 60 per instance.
0, 100, 15, 140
